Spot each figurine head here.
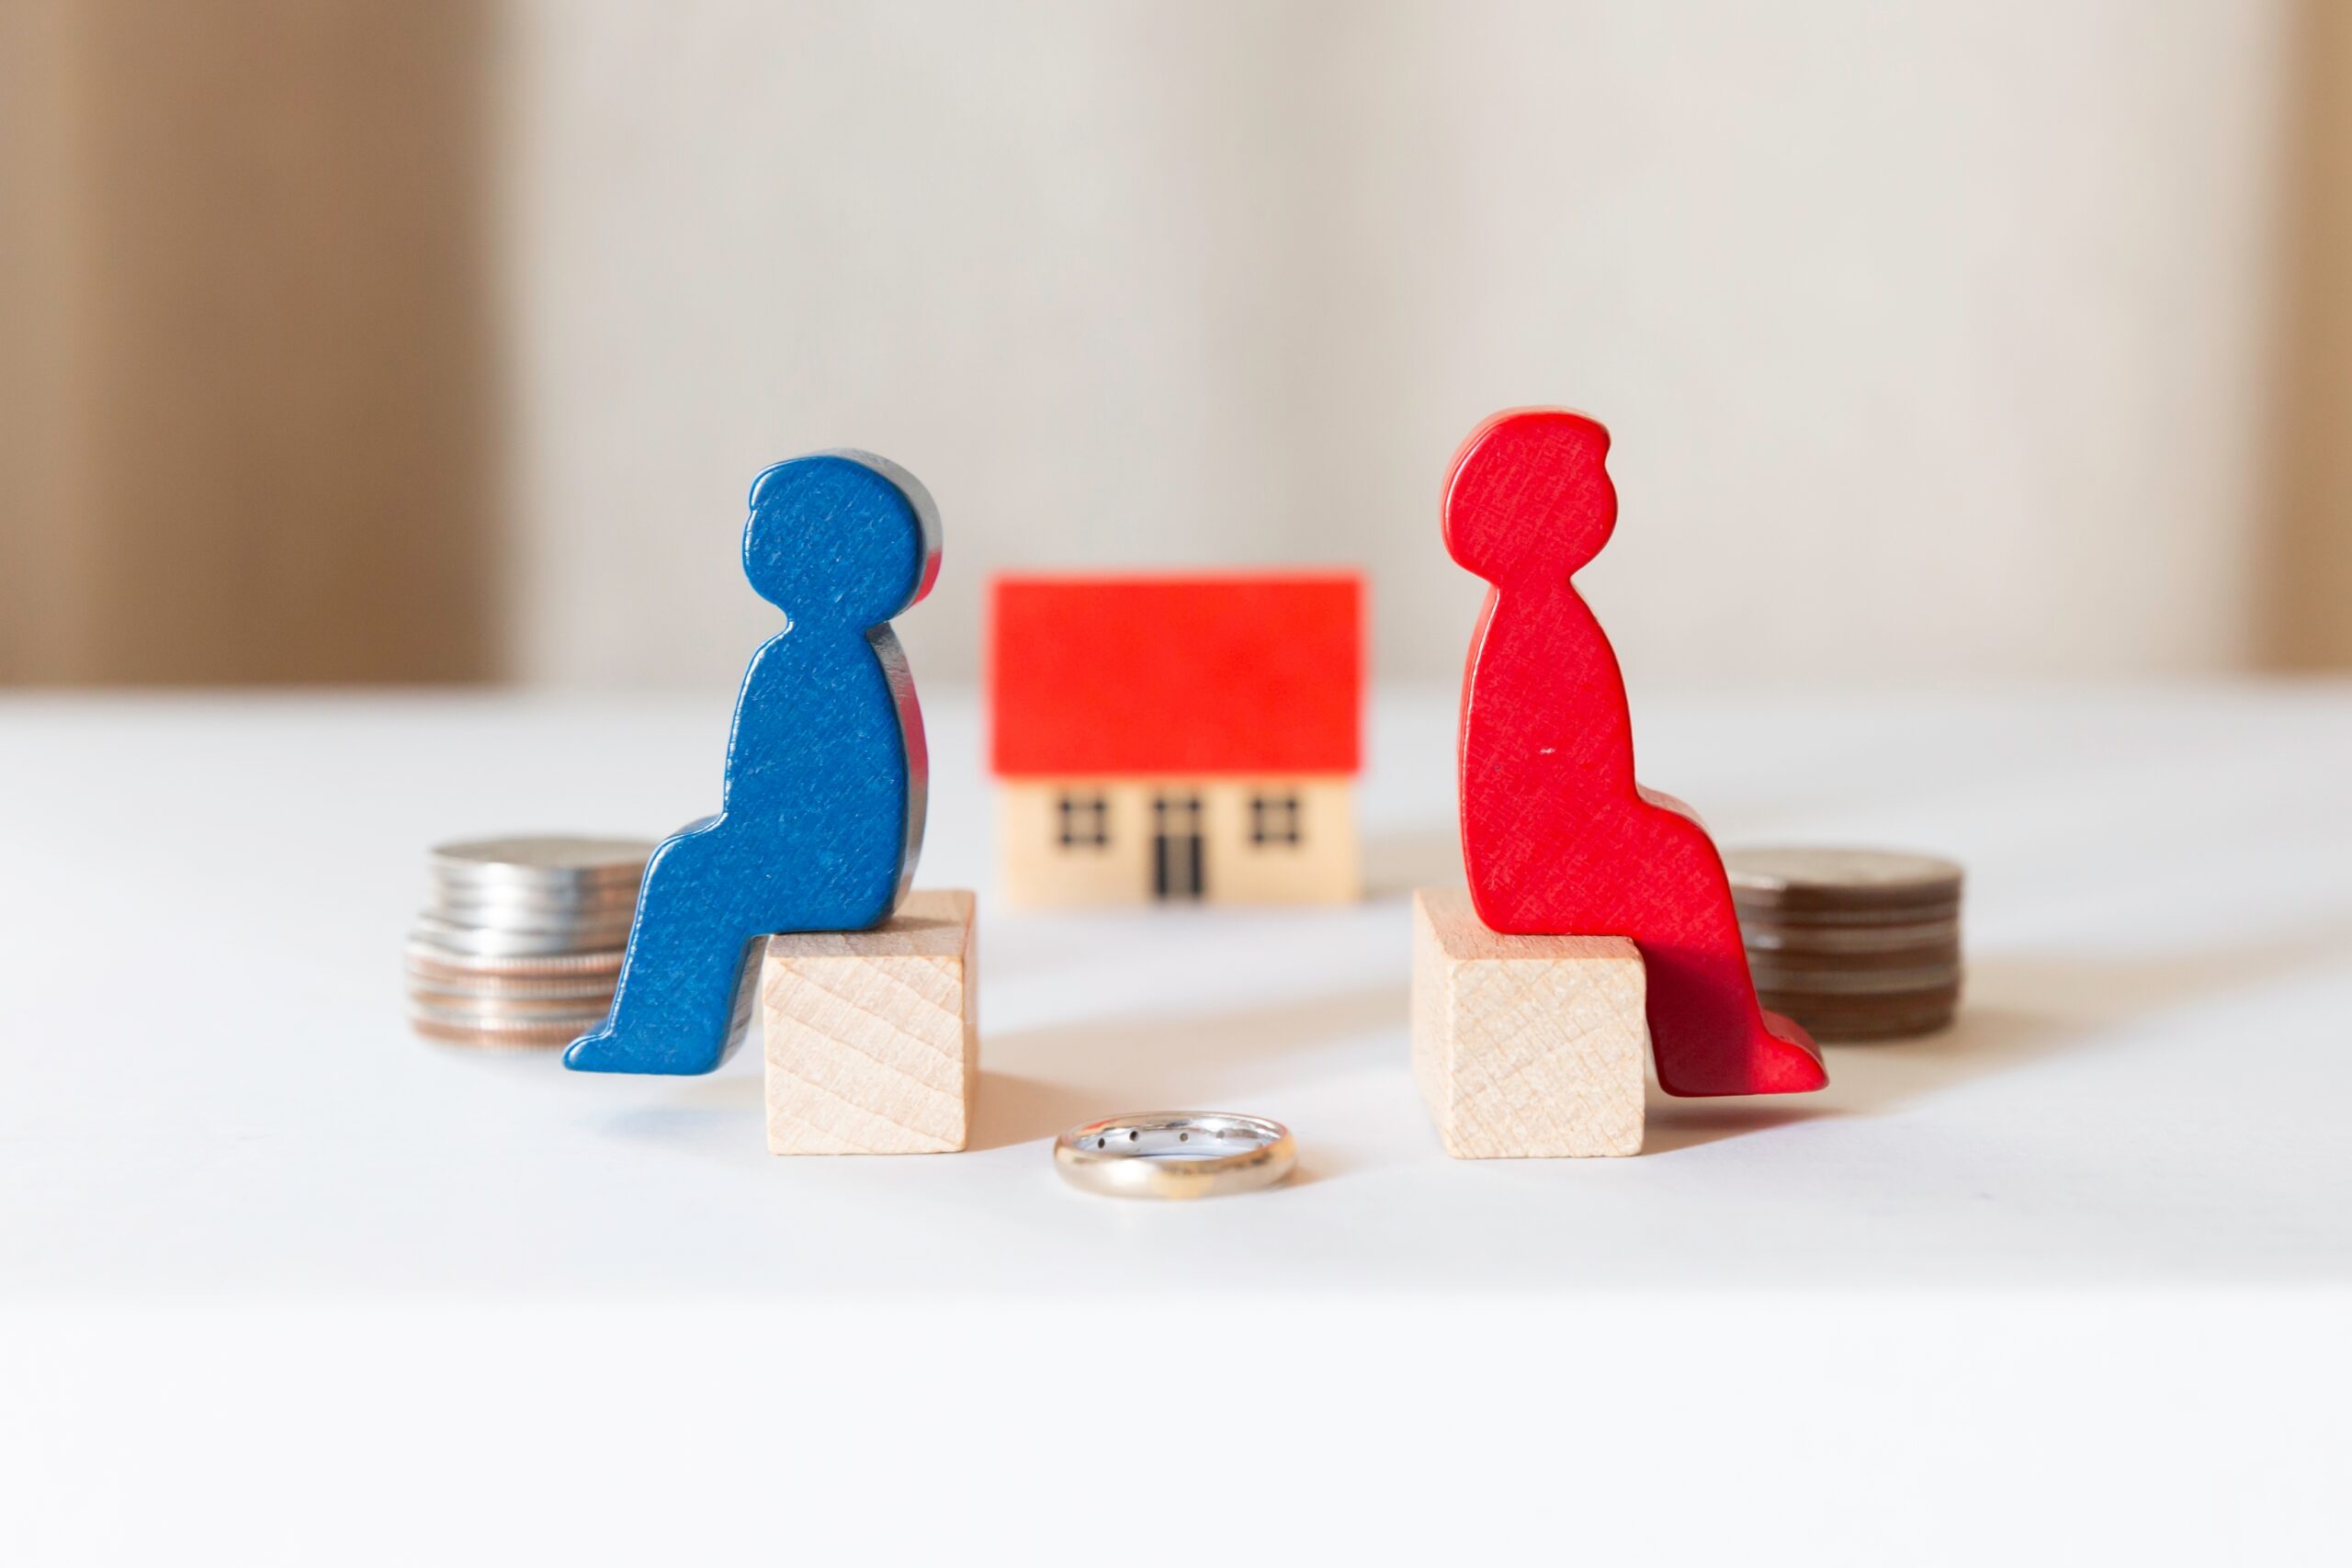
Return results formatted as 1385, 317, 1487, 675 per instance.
1442, 409, 1615, 585
742, 451, 942, 629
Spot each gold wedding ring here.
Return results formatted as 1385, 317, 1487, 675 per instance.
1053, 1112, 1296, 1200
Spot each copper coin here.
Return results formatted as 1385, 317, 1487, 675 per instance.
425, 892, 641, 925
403, 938, 626, 977
1746, 942, 1962, 977
1759, 984, 1962, 1042
411, 913, 638, 957
1747, 962, 1962, 997
410, 1017, 583, 1053
1738, 916, 1961, 953
1725, 847, 1962, 913
1736, 900, 1962, 931
407, 988, 615, 1021
404, 970, 619, 1001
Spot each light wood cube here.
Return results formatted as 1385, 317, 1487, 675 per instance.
761, 889, 978, 1155
1410, 887, 1645, 1158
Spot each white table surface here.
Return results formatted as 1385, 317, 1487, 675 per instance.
5, 684, 2347, 1560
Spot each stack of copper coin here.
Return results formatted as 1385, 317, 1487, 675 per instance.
1724, 847, 1964, 1042
405, 836, 652, 1052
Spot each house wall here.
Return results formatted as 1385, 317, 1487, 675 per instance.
999, 778, 1358, 908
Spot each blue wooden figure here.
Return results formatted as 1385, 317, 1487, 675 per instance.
564, 451, 940, 1077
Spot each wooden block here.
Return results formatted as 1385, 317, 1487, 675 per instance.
761, 889, 977, 1155
1410, 887, 1645, 1158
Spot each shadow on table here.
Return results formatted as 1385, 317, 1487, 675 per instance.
580, 982, 1406, 1168
593, 1069, 763, 1155
969, 982, 1408, 1157
1635, 915, 2352, 1154
1641, 1099, 1835, 1155
594, 916, 2352, 1164
1808, 917, 2352, 1119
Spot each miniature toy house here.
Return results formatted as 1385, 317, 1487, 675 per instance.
989, 574, 1363, 907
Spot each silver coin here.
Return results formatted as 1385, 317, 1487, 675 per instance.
431, 886, 643, 919
424, 914, 639, 942
424, 925, 636, 954
427, 880, 642, 914
416, 905, 640, 942
424, 898, 632, 926
411, 915, 633, 958
429, 835, 654, 887
430, 834, 655, 873
403, 939, 626, 976
431, 863, 645, 892
427, 886, 639, 913
425, 916, 637, 945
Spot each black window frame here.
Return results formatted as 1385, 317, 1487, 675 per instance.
1249, 790, 1302, 847
1057, 790, 1110, 849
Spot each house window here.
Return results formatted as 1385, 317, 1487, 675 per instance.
1057, 791, 1109, 849
1250, 791, 1301, 847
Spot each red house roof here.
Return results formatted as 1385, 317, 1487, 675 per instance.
990, 574, 1363, 777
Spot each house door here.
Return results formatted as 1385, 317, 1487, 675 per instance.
1151, 792, 1204, 899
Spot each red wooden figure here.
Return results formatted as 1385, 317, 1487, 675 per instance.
1444, 409, 1827, 1097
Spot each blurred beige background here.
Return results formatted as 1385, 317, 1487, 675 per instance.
4, 0, 2347, 689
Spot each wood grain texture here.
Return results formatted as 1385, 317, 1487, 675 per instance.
763, 889, 977, 1155
1410, 888, 1645, 1158
1443, 409, 1826, 1098
566, 452, 941, 1077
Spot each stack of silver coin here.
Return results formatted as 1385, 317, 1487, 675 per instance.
406, 836, 653, 1051
1724, 847, 1964, 1042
